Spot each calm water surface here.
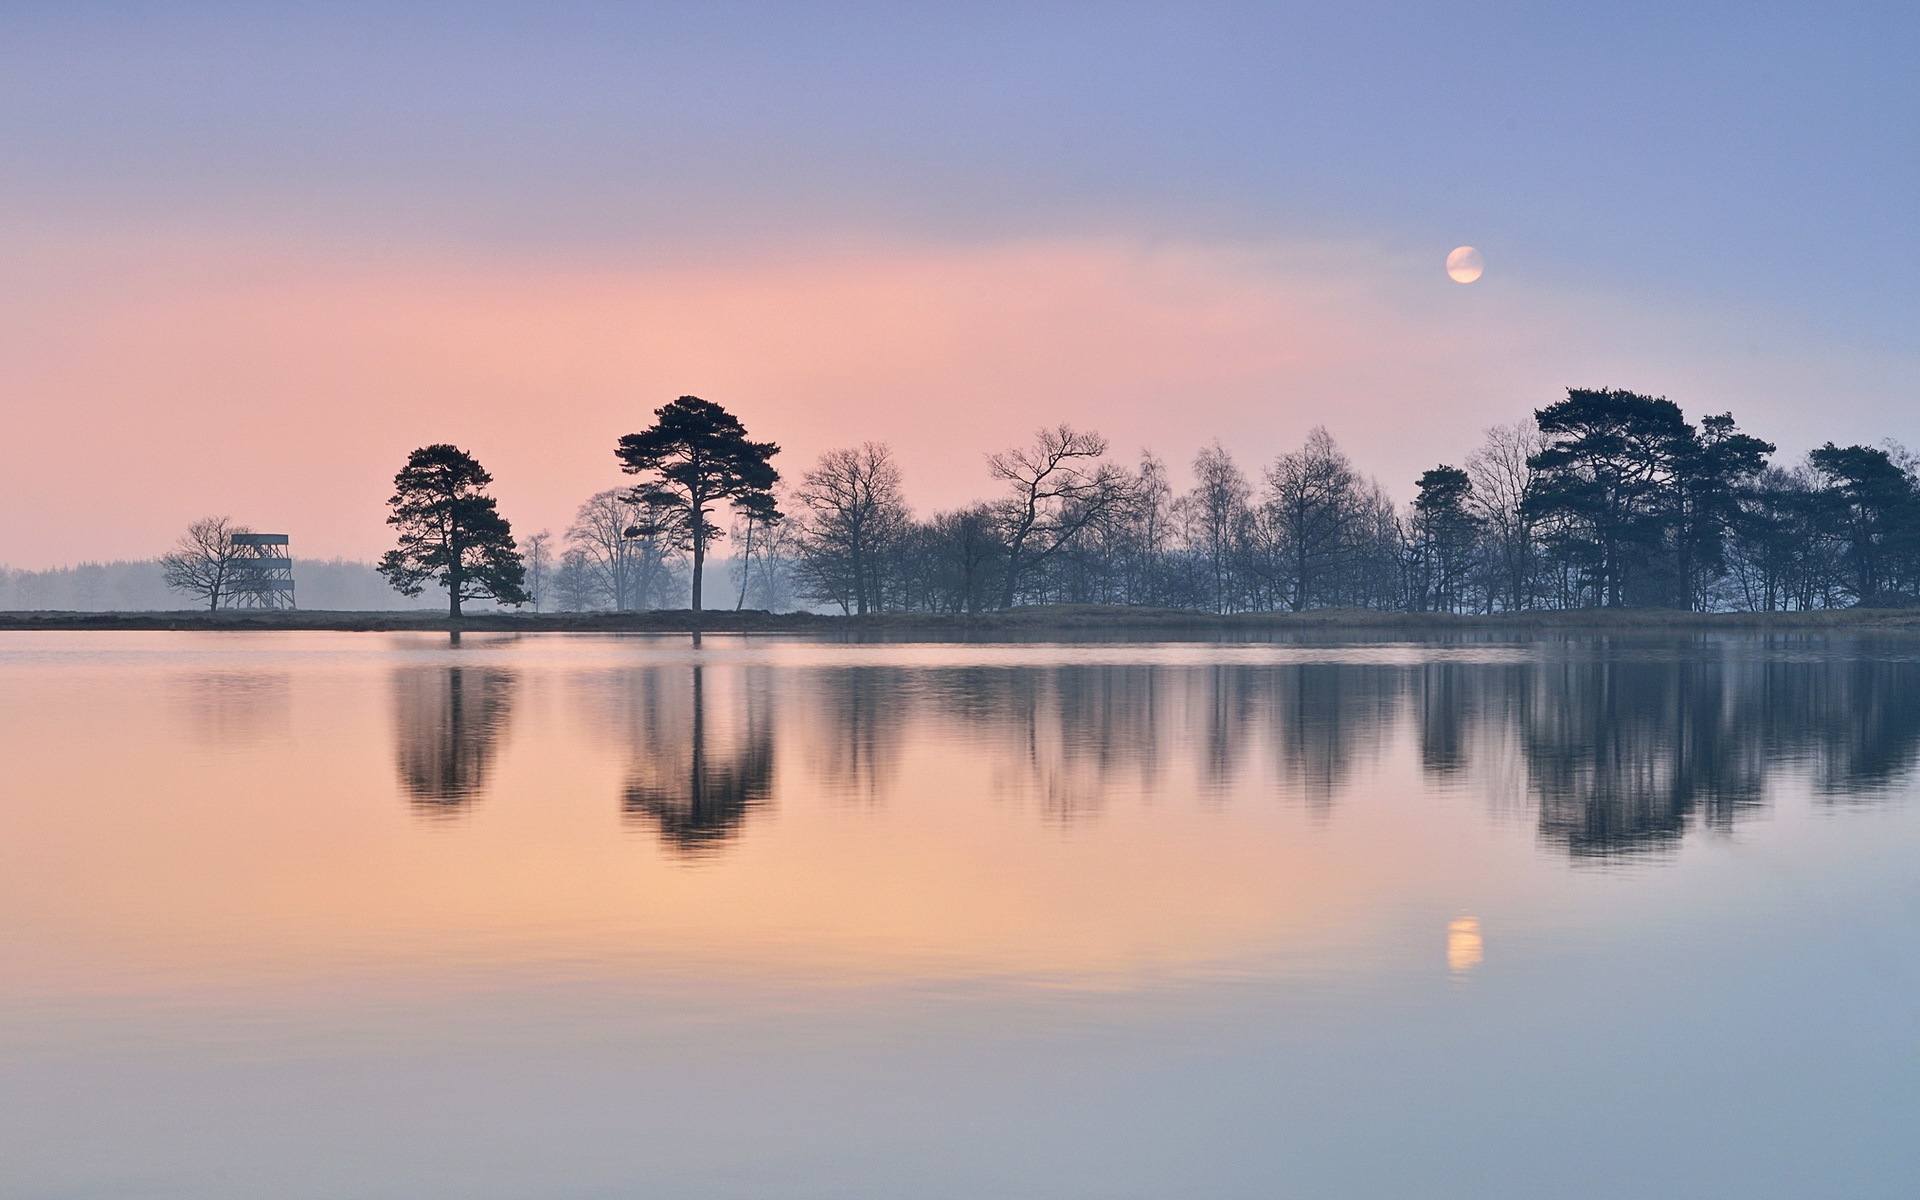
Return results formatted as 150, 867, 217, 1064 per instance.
2, 632, 1916, 1198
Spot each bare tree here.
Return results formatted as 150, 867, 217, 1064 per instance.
1046, 450, 1176, 605
917, 504, 1005, 613
1350, 479, 1406, 609
553, 547, 599, 612
1465, 421, 1545, 611
161, 516, 251, 611
1115, 450, 1175, 605
519, 530, 553, 612
792, 443, 910, 615
989, 425, 1131, 608
567, 491, 638, 610
1263, 427, 1363, 611
1178, 441, 1254, 613
567, 490, 686, 611
731, 492, 791, 610
622, 491, 691, 609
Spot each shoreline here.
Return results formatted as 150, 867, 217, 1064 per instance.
3, 604, 1919, 635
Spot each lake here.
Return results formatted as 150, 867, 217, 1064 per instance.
1, 631, 1915, 1198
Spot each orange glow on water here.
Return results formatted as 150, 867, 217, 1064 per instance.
1447, 916, 1484, 973
0, 634, 1521, 1002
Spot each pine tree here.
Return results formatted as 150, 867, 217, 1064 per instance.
377, 444, 528, 618
615, 396, 780, 611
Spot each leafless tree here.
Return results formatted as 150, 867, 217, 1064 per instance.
519, 530, 553, 612
792, 443, 911, 614
988, 425, 1131, 608
915, 504, 1006, 613
1263, 427, 1362, 611
567, 490, 685, 610
1118, 450, 1176, 603
161, 516, 252, 611
1465, 421, 1545, 610
1178, 441, 1254, 613
1048, 450, 1176, 605
622, 491, 691, 609
553, 547, 599, 612
731, 496, 793, 610
1348, 478, 1407, 609
566, 492, 635, 609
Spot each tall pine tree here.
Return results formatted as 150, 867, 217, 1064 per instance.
616, 396, 780, 611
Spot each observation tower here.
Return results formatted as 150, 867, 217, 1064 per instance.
227, 533, 296, 609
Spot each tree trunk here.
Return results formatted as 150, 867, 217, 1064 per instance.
691, 541, 705, 611
736, 519, 755, 611
448, 530, 465, 618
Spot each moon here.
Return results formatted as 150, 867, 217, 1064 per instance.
1447, 245, 1484, 283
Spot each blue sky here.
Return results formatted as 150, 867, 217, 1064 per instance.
5, 2, 1914, 320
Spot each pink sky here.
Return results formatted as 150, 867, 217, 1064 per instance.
2, 230, 1914, 568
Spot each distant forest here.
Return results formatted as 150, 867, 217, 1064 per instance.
545, 387, 1920, 616
0, 559, 426, 612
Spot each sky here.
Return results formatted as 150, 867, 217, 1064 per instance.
0, 1, 1916, 567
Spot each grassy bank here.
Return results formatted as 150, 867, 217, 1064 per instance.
3, 604, 1920, 635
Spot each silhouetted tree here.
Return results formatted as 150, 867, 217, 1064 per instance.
1044, 451, 1175, 606
989, 425, 1132, 609
1807, 442, 1920, 605
553, 547, 599, 612
910, 504, 1006, 613
616, 395, 780, 611
1525, 389, 1694, 607
1466, 421, 1544, 611
1408, 465, 1482, 612
1178, 442, 1254, 614
1742, 467, 1833, 609
1346, 480, 1408, 610
566, 489, 684, 611
1262, 427, 1363, 611
1673, 413, 1773, 609
793, 443, 909, 615
377, 444, 528, 618
730, 491, 790, 610
160, 515, 251, 610
1122, 451, 1179, 604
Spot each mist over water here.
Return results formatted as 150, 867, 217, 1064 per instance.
1, 632, 1916, 1198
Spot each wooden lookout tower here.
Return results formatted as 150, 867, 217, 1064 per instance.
227, 533, 296, 609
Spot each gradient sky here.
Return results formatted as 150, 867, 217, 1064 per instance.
1, 2, 1915, 566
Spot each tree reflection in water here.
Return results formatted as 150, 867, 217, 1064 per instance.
915, 665, 1164, 822
1412, 641, 1920, 858
390, 666, 517, 815
173, 671, 293, 748
800, 666, 911, 806
619, 664, 776, 857
574, 639, 1920, 862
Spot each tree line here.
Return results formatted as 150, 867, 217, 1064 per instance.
159, 387, 1920, 615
